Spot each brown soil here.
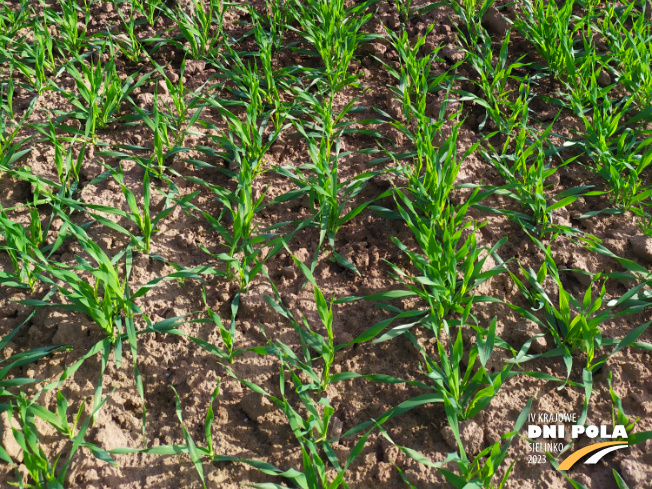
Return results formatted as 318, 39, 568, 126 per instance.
1, 1, 651, 488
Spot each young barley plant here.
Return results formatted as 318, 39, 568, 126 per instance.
32, 119, 86, 196
440, 395, 534, 488
0, 87, 37, 159
7, 20, 58, 96
132, 0, 166, 27
460, 31, 531, 133
151, 59, 207, 131
43, 0, 88, 55
562, 73, 652, 212
34, 226, 136, 341
171, 0, 227, 60
111, 4, 145, 64
60, 164, 200, 254
113, 376, 377, 489
449, 0, 497, 48
248, 12, 295, 131
130, 89, 192, 177
0, 206, 49, 291
225, 365, 378, 488
513, 0, 583, 85
265, 258, 337, 392
478, 122, 598, 235
506, 233, 652, 413
59, 44, 154, 143
0, 293, 68, 398
203, 54, 284, 182
359, 190, 507, 340
274, 124, 381, 273
406, 313, 514, 421
594, 0, 652, 107
0, 0, 31, 42
379, 23, 443, 126
260, 0, 292, 53
3, 389, 114, 488
290, 0, 377, 138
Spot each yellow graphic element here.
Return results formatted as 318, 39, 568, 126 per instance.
557, 441, 628, 471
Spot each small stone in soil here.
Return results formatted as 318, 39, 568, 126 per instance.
441, 419, 484, 455
597, 70, 612, 87
629, 235, 652, 263
240, 392, 275, 422
482, 7, 508, 37
441, 44, 465, 64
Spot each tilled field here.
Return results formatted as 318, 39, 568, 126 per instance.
1, 1, 652, 488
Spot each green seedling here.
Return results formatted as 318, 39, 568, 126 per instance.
3, 389, 114, 488
189, 156, 265, 289
601, 2, 652, 107
292, 0, 375, 95
1, 78, 37, 153
172, 0, 226, 59
0, 292, 66, 400
275, 126, 378, 272
35, 228, 137, 341
0, 141, 57, 201
115, 376, 376, 489
200, 287, 240, 364
394, 0, 414, 24
43, 0, 88, 55
0, 0, 31, 41
132, 0, 165, 26
191, 172, 286, 294
8, 27, 54, 96
189, 73, 291, 288
392, 115, 473, 224
608, 372, 639, 436
461, 31, 531, 132
439, 395, 534, 488
378, 42, 470, 219
407, 314, 513, 421
563, 74, 651, 211
60, 45, 153, 142
290, 0, 377, 140
130, 88, 195, 177
364, 189, 506, 339
112, 4, 145, 63
372, 396, 534, 489
591, 1, 651, 102
202, 59, 284, 181
151, 59, 206, 131
227, 365, 378, 488
110, 168, 191, 254
513, 0, 583, 84
506, 234, 652, 386
265, 264, 336, 392
479, 122, 597, 235
0, 206, 48, 290
0, 74, 14, 128
34, 15, 55, 72
32, 119, 86, 195
449, 0, 496, 47
17, 210, 207, 422
260, 0, 292, 52
379, 23, 441, 125
71, 165, 199, 254
247, 15, 294, 131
